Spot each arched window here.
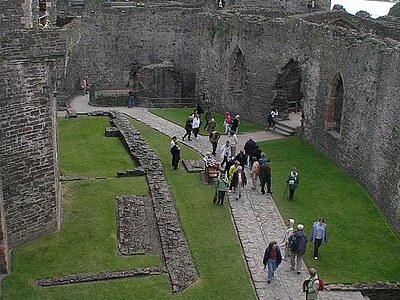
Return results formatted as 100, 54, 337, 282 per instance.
227, 45, 245, 92
325, 71, 344, 134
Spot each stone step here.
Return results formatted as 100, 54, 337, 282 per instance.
265, 123, 295, 137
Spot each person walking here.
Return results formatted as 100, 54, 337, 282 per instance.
192, 114, 201, 139
303, 268, 320, 300
266, 107, 278, 130
234, 149, 247, 168
229, 131, 238, 157
215, 170, 229, 206
231, 114, 240, 134
207, 118, 216, 135
232, 165, 246, 200
182, 115, 193, 141
289, 224, 308, 275
204, 107, 212, 130
170, 141, 181, 170
250, 156, 260, 190
286, 167, 299, 200
128, 91, 135, 108
81, 76, 88, 95
219, 140, 230, 168
281, 218, 295, 260
209, 130, 221, 156
223, 112, 231, 134
244, 137, 257, 168
260, 158, 272, 194
262, 240, 282, 284
310, 219, 328, 260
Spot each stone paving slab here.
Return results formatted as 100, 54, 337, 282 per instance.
69, 95, 365, 300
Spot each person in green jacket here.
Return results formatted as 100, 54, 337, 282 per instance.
215, 171, 229, 206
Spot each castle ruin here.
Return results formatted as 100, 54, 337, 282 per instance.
0, 0, 399, 278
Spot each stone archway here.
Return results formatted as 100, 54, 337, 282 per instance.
325, 71, 344, 134
272, 58, 303, 119
227, 45, 245, 92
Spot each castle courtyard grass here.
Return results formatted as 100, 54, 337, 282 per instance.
257, 137, 400, 284
1, 116, 255, 300
3, 116, 399, 299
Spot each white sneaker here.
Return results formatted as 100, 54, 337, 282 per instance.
314, 257, 318, 260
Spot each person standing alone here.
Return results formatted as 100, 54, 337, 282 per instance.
170, 141, 181, 170
286, 167, 299, 200
310, 219, 328, 260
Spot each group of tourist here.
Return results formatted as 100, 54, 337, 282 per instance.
170, 105, 327, 299
263, 218, 328, 299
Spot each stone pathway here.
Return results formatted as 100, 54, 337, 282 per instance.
68, 95, 366, 300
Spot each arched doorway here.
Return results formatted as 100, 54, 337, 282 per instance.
272, 58, 303, 120
227, 45, 245, 92
325, 71, 344, 134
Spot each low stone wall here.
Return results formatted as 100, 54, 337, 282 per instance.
36, 267, 165, 287
110, 111, 198, 292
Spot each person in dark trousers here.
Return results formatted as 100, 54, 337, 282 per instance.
289, 224, 308, 275
230, 114, 240, 134
286, 167, 299, 200
266, 108, 278, 130
219, 140, 230, 168
215, 171, 229, 206
310, 219, 328, 260
260, 158, 272, 194
204, 107, 212, 130
244, 137, 257, 168
128, 91, 135, 108
170, 141, 181, 170
209, 130, 221, 156
263, 240, 282, 284
182, 115, 193, 141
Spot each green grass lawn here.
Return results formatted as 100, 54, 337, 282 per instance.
149, 108, 265, 136
1, 116, 255, 300
58, 116, 135, 177
258, 137, 400, 284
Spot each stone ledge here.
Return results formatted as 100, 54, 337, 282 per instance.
36, 267, 165, 287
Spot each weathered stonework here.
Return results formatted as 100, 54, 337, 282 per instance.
117, 195, 161, 255
35, 266, 165, 287
111, 111, 198, 292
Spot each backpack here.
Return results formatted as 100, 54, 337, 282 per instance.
287, 175, 297, 187
303, 277, 324, 293
317, 278, 324, 291
288, 233, 298, 251
255, 164, 260, 176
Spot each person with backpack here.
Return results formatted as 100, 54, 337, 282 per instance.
289, 224, 308, 275
310, 219, 328, 260
303, 268, 321, 300
262, 240, 282, 284
286, 167, 299, 200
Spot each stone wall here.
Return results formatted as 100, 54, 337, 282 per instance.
0, 27, 65, 248
110, 111, 198, 292
196, 12, 400, 233
57, 4, 200, 107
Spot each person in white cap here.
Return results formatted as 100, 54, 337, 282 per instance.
231, 114, 240, 134
281, 218, 295, 260
289, 224, 308, 275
